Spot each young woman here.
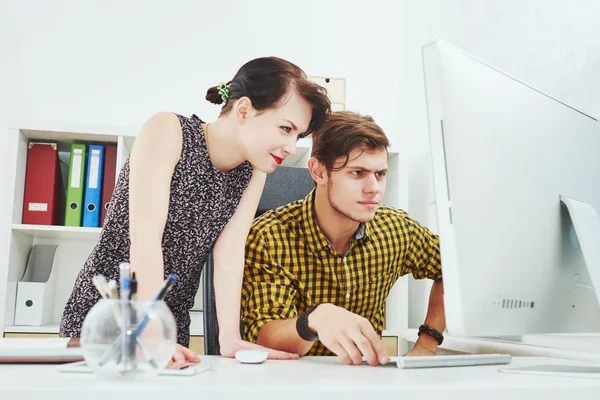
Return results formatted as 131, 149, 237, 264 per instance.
59, 57, 331, 367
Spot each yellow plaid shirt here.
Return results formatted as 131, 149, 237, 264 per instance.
241, 190, 442, 356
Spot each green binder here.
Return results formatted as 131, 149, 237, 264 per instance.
64, 144, 87, 226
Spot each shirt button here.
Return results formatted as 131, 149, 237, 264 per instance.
345, 293, 351, 299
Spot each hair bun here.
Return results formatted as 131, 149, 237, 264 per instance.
205, 85, 224, 105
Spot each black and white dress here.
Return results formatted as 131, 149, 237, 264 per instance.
59, 114, 253, 347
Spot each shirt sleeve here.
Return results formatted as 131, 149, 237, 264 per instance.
241, 227, 299, 343
400, 217, 443, 281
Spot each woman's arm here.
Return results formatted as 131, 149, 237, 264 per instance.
128, 112, 182, 300
212, 169, 266, 345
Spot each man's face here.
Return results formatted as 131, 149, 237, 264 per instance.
325, 147, 388, 223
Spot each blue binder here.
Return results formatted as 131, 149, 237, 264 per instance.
82, 144, 105, 227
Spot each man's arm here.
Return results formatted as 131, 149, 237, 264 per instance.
242, 228, 317, 355
410, 280, 445, 355
257, 318, 313, 355
241, 228, 301, 347
259, 303, 389, 366
400, 216, 446, 355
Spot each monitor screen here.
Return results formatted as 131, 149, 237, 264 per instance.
422, 40, 600, 337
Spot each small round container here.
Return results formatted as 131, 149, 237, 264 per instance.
81, 299, 177, 379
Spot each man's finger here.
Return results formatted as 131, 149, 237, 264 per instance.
360, 322, 389, 364
327, 342, 352, 365
339, 337, 363, 365
350, 330, 378, 366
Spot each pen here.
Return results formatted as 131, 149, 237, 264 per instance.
129, 272, 138, 370
120, 275, 131, 371
135, 273, 178, 336
107, 280, 118, 300
119, 262, 130, 295
92, 275, 110, 299
129, 272, 137, 301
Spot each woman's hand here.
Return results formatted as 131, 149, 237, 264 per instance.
165, 344, 201, 369
220, 338, 299, 360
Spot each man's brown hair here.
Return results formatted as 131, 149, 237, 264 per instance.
311, 111, 390, 172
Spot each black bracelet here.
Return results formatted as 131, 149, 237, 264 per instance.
418, 324, 444, 345
296, 304, 320, 341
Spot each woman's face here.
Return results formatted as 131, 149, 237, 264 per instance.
238, 90, 312, 173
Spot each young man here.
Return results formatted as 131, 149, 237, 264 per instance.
240, 111, 445, 366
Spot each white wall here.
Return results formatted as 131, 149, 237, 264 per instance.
401, 0, 600, 327
1, 0, 401, 140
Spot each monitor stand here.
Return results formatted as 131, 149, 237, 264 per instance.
560, 195, 600, 308
500, 196, 600, 378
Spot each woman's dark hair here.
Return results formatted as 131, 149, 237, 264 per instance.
205, 57, 331, 137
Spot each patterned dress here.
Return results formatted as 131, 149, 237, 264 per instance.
59, 114, 253, 347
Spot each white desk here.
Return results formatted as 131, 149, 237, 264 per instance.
403, 329, 600, 364
1, 355, 599, 399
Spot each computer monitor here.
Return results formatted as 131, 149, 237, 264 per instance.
422, 40, 600, 338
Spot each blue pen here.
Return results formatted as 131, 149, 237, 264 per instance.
135, 273, 178, 336
120, 276, 131, 371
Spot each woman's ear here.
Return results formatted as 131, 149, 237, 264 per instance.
308, 157, 327, 186
234, 97, 254, 123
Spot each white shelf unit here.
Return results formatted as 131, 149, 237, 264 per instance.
1, 119, 408, 354
0, 120, 136, 335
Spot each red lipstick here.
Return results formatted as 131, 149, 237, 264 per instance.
271, 154, 283, 165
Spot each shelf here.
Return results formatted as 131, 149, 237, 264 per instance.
9, 119, 138, 143
4, 324, 59, 334
12, 224, 102, 240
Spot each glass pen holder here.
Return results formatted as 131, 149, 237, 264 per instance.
80, 299, 177, 379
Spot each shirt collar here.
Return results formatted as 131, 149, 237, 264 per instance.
300, 190, 372, 253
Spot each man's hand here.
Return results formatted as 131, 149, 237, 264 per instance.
220, 338, 299, 360
403, 343, 436, 357
308, 303, 389, 366
403, 333, 438, 357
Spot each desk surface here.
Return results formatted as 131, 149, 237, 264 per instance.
403, 329, 600, 364
1, 356, 599, 399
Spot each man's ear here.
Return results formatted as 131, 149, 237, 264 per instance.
234, 96, 254, 123
308, 157, 328, 185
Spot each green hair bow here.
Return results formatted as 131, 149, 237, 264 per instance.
217, 82, 231, 103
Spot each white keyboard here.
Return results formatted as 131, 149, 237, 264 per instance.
392, 353, 512, 369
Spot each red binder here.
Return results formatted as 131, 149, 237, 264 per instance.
22, 142, 65, 225
101, 144, 117, 226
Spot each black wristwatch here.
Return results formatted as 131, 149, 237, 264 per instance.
418, 324, 444, 345
296, 304, 320, 341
